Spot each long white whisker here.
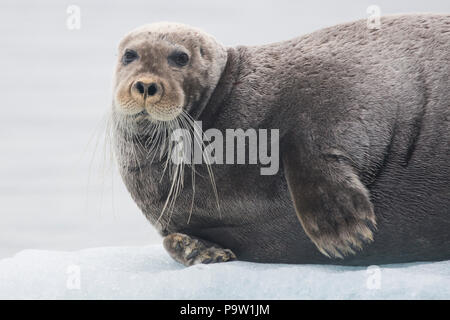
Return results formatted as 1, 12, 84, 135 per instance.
112, 107, 221, 229
182, 111, 221, 215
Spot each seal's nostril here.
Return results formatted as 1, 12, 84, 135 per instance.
148, 83, 158, 96
136, 82, 145, 95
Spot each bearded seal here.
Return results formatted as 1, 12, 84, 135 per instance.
111, 14, 450, 266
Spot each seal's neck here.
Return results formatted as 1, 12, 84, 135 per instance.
191, 47, 243, 126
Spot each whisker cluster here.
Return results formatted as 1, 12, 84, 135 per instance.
106, 107, 220, 229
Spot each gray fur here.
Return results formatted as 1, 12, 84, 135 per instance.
114, 14, 450, 265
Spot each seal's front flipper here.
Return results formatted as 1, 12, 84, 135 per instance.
163, 233, 236, 266
283, 146, 376, 259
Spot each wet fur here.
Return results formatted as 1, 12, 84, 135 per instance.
114, 14, 450, 265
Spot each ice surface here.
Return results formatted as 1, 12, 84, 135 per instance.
0, 245, 449, 299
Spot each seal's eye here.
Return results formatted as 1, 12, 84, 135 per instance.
168, 51, 189, 67
122, 49, 139, 65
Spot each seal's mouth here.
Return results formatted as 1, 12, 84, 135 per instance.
147, 106, 183, 121
128, 105, 183, 122
113, 93, 184, 121
133, 109, 149, 120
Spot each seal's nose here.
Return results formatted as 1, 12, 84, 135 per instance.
134, 81, 159, 97
131, 77, 164, 105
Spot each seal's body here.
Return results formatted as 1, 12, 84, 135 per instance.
113, 14, 450, 265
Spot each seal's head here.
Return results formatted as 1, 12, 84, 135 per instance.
113, 22, 227, 122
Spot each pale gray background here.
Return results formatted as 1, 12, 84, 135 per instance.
1, 0, 449, 258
